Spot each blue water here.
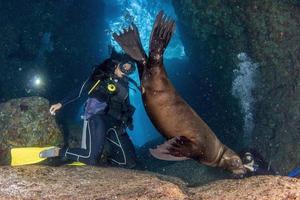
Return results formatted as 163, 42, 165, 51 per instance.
101, 0, 186, 147
104, 0, 185, 60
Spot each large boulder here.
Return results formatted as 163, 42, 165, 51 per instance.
0, 165, 299, 200
244, 1, 300, 175
0, 97, 63, 165
171, 0, 300, 174
189, 175, 300, 200
0, 166, 187, 200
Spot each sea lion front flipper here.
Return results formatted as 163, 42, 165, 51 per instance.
113, 24, 147, 73
113, 23, 147, 78
149, 11, 176, 59
149, 136, 191, 161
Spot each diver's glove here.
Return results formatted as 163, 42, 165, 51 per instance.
244, 162, 259, 172
244, 164, 255, 172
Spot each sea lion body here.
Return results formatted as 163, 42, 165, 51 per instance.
113, 11, 246, 175
142, 53, 244, 174
142, 66, 223, 165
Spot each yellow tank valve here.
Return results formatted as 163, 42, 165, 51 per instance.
107, 83, 117, 93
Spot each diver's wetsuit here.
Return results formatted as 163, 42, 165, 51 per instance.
59, 61, 136, 167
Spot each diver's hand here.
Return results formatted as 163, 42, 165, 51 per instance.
244, 164, 255, 172
49, 103, 62, 115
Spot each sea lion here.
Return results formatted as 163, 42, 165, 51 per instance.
113, 11, 246, 175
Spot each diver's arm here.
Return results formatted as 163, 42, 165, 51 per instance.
49, 77, 92, 116
58, 68, 109, 106
59, 77, 91, 107
49, 65, 109, 115
49, 79, 91, 115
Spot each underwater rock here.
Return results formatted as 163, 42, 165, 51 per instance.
172, 0, 300, 174
0, 97, 63, 165
0, 165, 299, 200
189, 175, 300, 200
0, 166, 187, 200
243, 1, 300, 175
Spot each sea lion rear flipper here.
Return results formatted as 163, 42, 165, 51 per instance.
149, 11, 176, 58
149, 136, 191, 161
113, 23, 147, 63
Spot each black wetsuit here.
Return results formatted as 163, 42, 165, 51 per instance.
59, 64, 136, 167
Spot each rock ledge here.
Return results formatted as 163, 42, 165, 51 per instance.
0, 166, 299, 200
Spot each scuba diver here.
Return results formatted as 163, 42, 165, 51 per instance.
41, 50, 138, 168
241, 149, 300, 178
240, 148, 275, 176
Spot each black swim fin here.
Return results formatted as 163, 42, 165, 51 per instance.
149, 11, 176, 59
113, 23, 147, 63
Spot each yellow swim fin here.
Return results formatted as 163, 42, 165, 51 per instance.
67, 161, 86, 166
10, 146, 55, 166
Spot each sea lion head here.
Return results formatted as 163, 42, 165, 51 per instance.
218, 147, 247, 177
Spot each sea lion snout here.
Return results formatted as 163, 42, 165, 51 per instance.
219, 148, 247, 176
229, 157, 247, 176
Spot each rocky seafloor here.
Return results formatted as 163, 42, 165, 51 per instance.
0, 165, 299, 200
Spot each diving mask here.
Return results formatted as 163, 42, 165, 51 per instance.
242, 152, 254, 164
118, 61, 136, 75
